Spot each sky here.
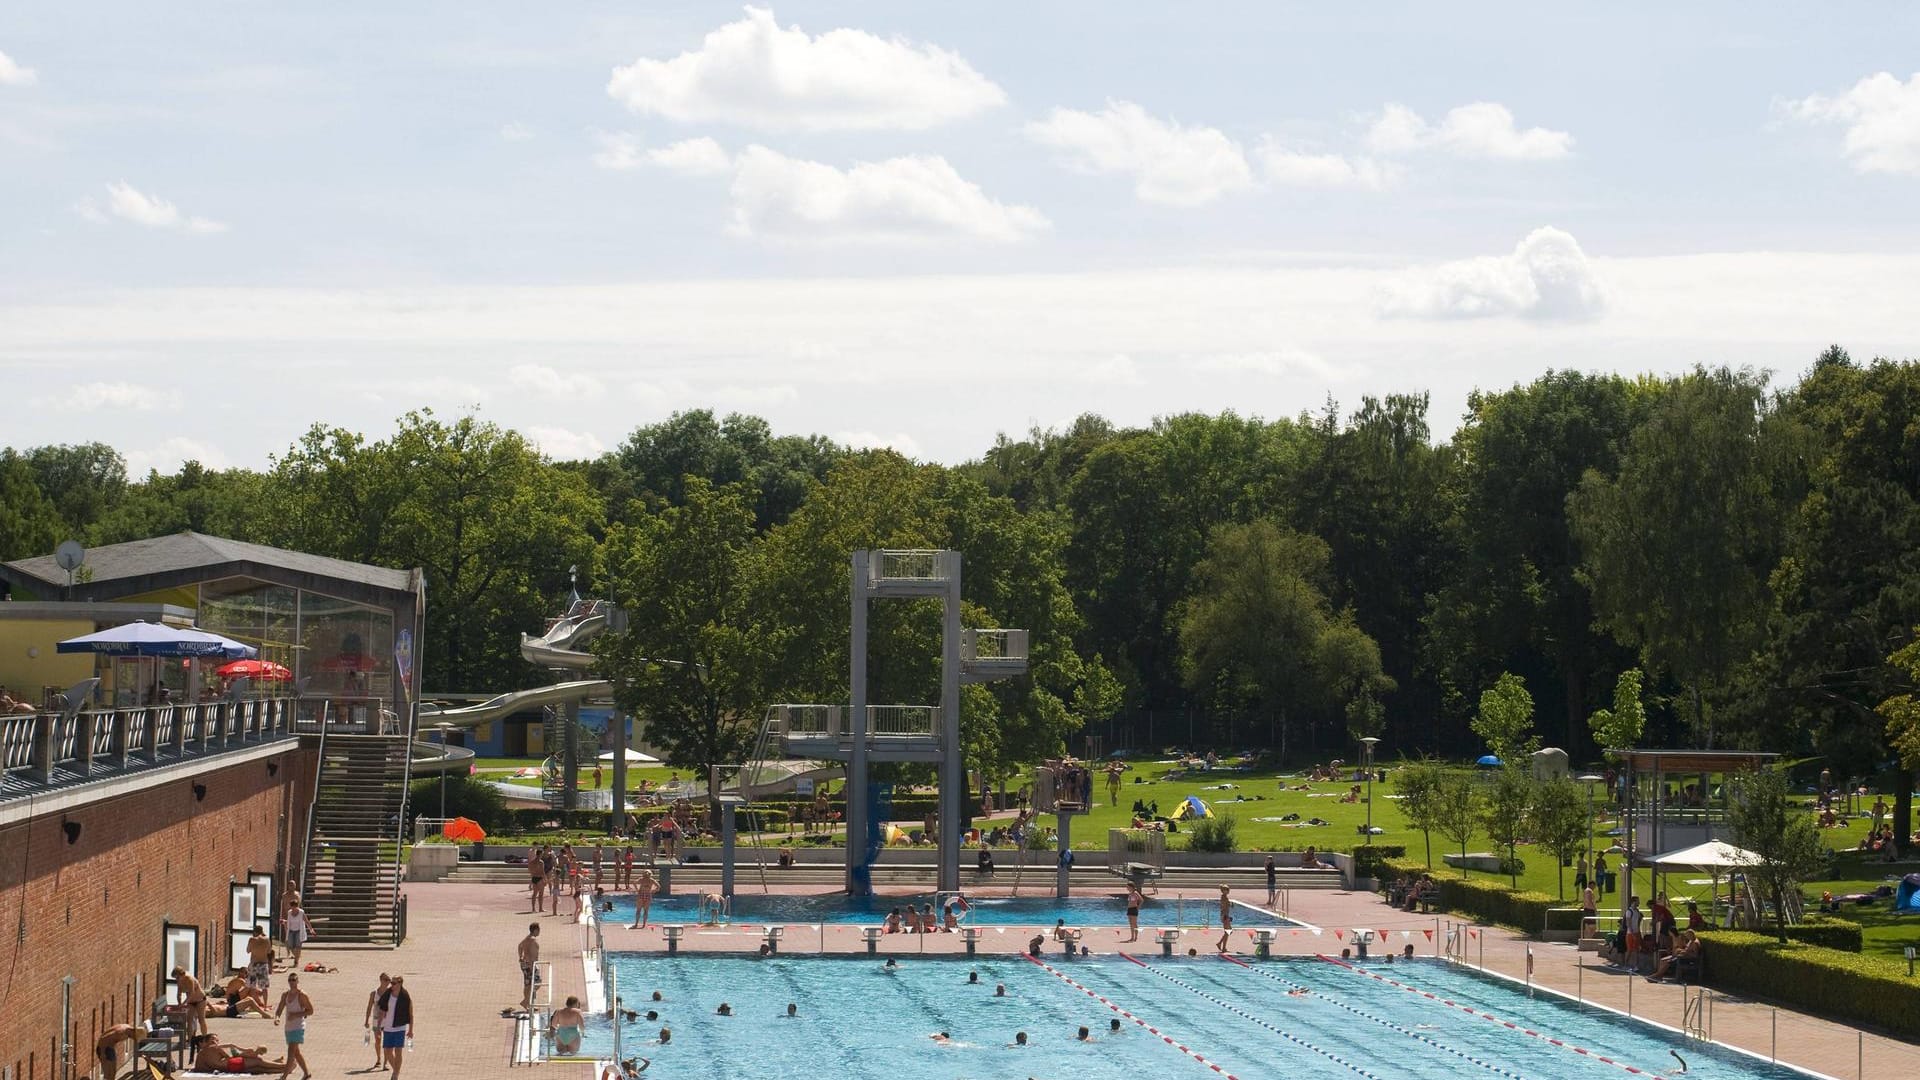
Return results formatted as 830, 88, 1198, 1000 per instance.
4, 3, 1920, 473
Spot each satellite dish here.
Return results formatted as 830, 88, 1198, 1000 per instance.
55, 541, 86, 573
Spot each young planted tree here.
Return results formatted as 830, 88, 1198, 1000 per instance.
1588, 668, 1647, 758
1530, 777, 1591, 899
1726, 766, 1831, 943
1433, 771, 1482, 864
1473, 671, 1540, 766
1394, 759, 1449, 868
1479, 765, 1535, 887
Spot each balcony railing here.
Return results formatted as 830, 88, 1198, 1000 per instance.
872, 549, 946, 582
0, 696, 298, 798
768, 704, 940, 742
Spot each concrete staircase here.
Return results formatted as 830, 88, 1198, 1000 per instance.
301, 734, 411, 944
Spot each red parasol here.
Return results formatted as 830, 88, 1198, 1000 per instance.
215, 659, 293, 681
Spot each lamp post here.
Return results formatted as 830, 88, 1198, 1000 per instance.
435, 722, 456, 819
1577, 773, 1602, 890
1360, 736, 1381, 844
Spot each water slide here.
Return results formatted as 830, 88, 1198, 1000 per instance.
416, 678, 609, 727
517, 602, 607, 671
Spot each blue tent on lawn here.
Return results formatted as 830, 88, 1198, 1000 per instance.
1475, 754, 1502, 768
1172, 795, 1212, 820
1896, 874, 1920, 914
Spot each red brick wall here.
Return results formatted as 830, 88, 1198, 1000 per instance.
0, 747, 315, 1080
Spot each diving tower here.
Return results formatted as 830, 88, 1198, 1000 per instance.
756, 550, 1028, 895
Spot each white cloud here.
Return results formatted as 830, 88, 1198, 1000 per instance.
1378, 226, 1606, 321
835, 430, 921, 457
32, 381, 184, 412
1193, 348, 1343, 380
508, 363, 604, 397
0, 47, 35, 86
724, 145, 1048, 243
648, 136, 733, 177
524, 425, 605, 460
592, 131, 645, 171
127, 437, 229, 476
1367, 102, 1572, 160
1254, 141, 1395, 190
607, 5, 1004, 132
80, 182, 227, 233
1025, 101, 1254, 206
1080, 354, 1145, 386
1782, 72, 1920, 176
499, 121, 534, 141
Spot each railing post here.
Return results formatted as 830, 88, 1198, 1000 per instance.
218, 704, 232, 750
113, 709, 130, 768
79, 712, 96, 776
32, 712, 56, 781
143, 707, 159, 760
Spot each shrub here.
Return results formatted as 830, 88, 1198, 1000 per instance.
1781, 916, 1863, 952
1697, 931, 1920, 1039
1186, 813, 1239, 853
1351, 845, 1408, 880
1380, 857, 1558, 932
409, 776, 509, 833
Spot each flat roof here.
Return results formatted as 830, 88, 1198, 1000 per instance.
0, 601, 197, 626
1, 531, 418, 609
1610, 749, 1778, 772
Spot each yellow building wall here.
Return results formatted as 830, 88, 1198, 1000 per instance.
116, 585, 200, 614
0, 620, 100, 701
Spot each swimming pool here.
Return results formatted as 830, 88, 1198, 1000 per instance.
600, 891, 1298, 928
579, 954, 1808, 1079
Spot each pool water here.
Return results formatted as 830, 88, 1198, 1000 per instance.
581, 954, 1808, 1079
602, 891, 1298, 928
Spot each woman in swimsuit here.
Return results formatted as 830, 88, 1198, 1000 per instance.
551, 996, 586, 1055
1125, 883, 1143, 942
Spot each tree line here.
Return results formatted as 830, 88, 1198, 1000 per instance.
3, 350, 1918, 842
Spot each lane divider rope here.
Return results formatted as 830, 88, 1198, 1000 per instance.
1119, 954, 1383, 1080
1020, 953, 1240, 1079
1314, 954, 1670, 1080
1216, 954, 1526, 1080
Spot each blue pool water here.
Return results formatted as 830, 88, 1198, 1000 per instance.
602, 891, 1298, 928
580, 954, 1808, 1079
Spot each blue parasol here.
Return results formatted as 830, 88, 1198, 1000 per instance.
58, 621, 257, 658
1475, 754, 1503, 767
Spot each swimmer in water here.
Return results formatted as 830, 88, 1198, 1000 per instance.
883, 957, 898, 972
1010, 1032, 1028, 1047
1287, 988, 1310, 997
1076, 1025, 1094, 1042
1109, 1018, 1122, 1033
995, 983, 1007, 997
930, 1032, 952, 1045
1670, 1049, 1688, 1073
785, 1003, 797, 1018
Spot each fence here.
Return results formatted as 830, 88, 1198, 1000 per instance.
1, 696, 298, 797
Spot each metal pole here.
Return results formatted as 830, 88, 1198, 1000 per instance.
938, 551, 963, 895
847, 551, 870, 896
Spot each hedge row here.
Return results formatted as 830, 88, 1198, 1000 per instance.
1696, 931, 1920, 1040
1381, 858, 1561, 932
1778, 916, 1864, 953
1351, 845, 1408, 880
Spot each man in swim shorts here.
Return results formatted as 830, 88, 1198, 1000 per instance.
518, 923, 540, 1010
96, 1023, 143, 1079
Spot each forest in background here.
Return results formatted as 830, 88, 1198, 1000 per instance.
4, 348, 1919, 820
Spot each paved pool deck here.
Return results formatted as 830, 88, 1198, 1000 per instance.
190, 879, 1918, 1080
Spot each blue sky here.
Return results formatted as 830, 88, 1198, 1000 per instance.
4, 3, 1919, 470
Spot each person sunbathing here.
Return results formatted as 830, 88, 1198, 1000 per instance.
191, 1035, 286, 1073
214, 975, 273, 1017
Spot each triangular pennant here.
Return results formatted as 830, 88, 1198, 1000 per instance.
1309, 928, 1322, 936
1334, 929, 1345, 940
1290, 930, 1299, 936
1468, 929, 1478, 939
1400, 930, 1412, 939
1423, 929, 1434, 940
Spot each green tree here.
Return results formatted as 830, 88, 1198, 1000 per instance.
1427, 372, 1645, 754
606, 409, 841, 529
0, 450, 63, 564
1876, 633, 1920, 849
1472, 672, 1538, 765
267, 411, 602, 691
25, 441, 127, 536
1570, 366, 1798, 746
1432, 771, 1481, 862
1726, 766, 1831, 943
1760, 349, 1920, 852
1587, 668, 1647, 758
1530, 777, 1590, 899
1394, 759, 1449, 867
90, 463, 273, 545
1479, 765, 1535, 886
1180, 520, 1363, 760
598, 478, 773, 791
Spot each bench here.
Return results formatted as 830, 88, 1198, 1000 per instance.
1250, 928, 1278, 959
961, 925, 984, 957
1154, 927, 1181, 958
861, 925, 884, 955
762, 925, 784, 954
661, 924, 686, 955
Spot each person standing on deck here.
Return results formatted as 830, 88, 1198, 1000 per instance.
379, 975, 414, 1079
1265, 855, 1278, 906
1215, 885, 1234, 953
518, 924, 541, 1011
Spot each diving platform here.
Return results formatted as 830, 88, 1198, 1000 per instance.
767, 704, 942, 762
